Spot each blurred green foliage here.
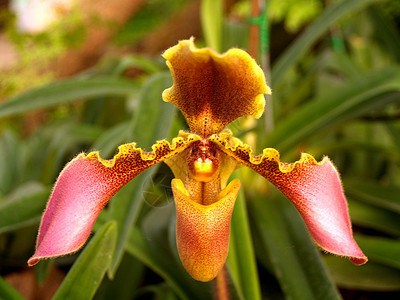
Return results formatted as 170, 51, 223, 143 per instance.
0, 8, 86, 99
114, 0, 188, 45
1, 0, 400, 299
269, 0, 322, 32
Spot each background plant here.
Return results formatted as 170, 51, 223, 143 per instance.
0, 0, 400, 299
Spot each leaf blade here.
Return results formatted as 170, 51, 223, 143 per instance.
52, 221, 117, 300
272, 0, 378, 86
201, 0, 223, 52
0, 78, 139, 118
263, 68, 400, 152
227, 174, 261, 300
325, 257, 400, 291
0, 182, 50, 234
249, 192, 341, 300
0, 276, 25, 300
107, 73, 176, 276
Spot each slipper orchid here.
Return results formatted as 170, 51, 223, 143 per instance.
28, 38, 367, 282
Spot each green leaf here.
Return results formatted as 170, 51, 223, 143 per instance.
367, 5, 400, 62
0, 130, 21, 195
272, 0, 378, 86
107, 73, 176, 276
92, 122, 131, 158
0, 182, 50, 234
0, 276, 25, 300
201, 0, 223, 52
385, 123, 400, 152
0, 78, 140, 118
324, 256, 400, 291
263, 68, 400, 153
127, 72, 175, 148
345, 179, 400, 214
126, 225, 212, 300
94, 254, 145, 300
308, 141, 400, 166
34, 260, 53, 286
349, 200, 400, 236
355, 235, 400, 269
107, 172, 153, 277
227, 174, 261, 300
139, 203, 244, 300
249, 192, 341, 300
137, 284, 180, 300
53, 221, 117, 300
139, 203, 213, 300
34, 122, 103, 184
113, 55, 162, 75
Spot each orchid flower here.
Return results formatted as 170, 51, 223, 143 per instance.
28, 38, 367, 282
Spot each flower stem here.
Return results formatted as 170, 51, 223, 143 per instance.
249, 0, 274, 134
249, 0, 260, 60
214, 266, 230, 300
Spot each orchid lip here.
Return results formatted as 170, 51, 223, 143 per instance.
172, 178, 241, 281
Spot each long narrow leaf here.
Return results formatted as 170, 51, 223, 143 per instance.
0, 182, 50, 234
367, 5, 400, 62
227, 174, 261, 300
272, 0, 377, 86
263, 68, 400, 152
325, 257, 400, 291
107, 73, 176, 276
0, 131, 21, 194
349, 200, 400, 236
201, 0, 223, 52
91, 122, 131, 158
355, 235, 400, 269
250, 192, 340, 300
126, 226, 212, 300
53, 221, 117, 300
0, 78, 140, 118
94, 254, 145, 300
345, 179, 400, 214
0, 276, 25, 300
107, 171, 154, 276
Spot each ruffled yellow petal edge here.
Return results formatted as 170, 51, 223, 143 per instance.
210, 131, 367, 265
83, 133, 202, 172
162, 37, 271, 137
28, 133, 202, 266
209, 131, 321, 174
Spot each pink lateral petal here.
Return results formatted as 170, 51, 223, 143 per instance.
28, 156, 115, 266
281, 156, 367, 264
28, 136, 200, 266
211, 133, 367, 265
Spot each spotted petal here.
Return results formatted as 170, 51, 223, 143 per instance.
162, 38, 271, 137
28, 135, 200, 266
211, 133, 367, 265
171, 178, 241, 282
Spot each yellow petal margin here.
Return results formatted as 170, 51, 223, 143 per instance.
171, 178, 241, 282
162, 38, 271, 137
82, 134, 201, 186
27, 134, 201, 266
210, 131, 367, 265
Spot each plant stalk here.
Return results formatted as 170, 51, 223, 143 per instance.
214, 266, 230, 300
